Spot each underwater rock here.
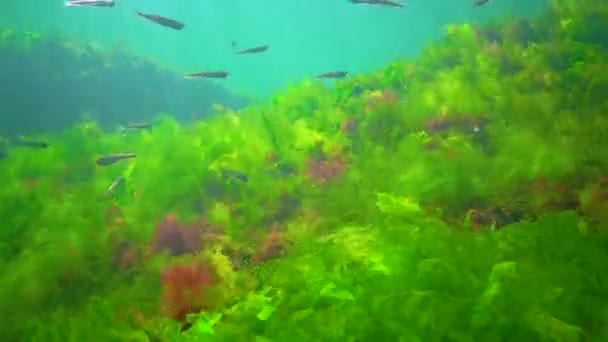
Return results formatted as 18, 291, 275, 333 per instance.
0, 31, 248, 136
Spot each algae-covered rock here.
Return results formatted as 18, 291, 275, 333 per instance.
0, 32, 248, 136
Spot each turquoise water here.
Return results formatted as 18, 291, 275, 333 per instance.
6, 1, 608, 341
2, 0, 544, 98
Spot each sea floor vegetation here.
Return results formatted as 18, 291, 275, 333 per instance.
1, 0, 608, 341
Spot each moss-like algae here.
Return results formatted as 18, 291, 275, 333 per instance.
1, 0, 608, 341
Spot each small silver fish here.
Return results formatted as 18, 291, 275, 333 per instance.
135, 12, 185, 30
122, 122, 152, 131
350, 0, 404, 8
236, 45, 269, 55
474, 0, 492, 6
15, 139, 49, 148
65, 0, 115, 7
220, 168, 249, 182
104, 176, 125, 199
316, 71, 348, 79
96, 153, 136, 166
184, 71, 229, 79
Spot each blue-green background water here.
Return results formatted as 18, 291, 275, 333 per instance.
3, 0, 545, 99
4, 2, 608, 341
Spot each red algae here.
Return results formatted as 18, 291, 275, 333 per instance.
424, 114, 489, 134
184, 216, 225, 251
149, 214, 225, 257
254, 229, 287, 264
112, 241, 140, 271
161, 260, 216, 321
305, 154, 348, 182
150, 215, 186, 256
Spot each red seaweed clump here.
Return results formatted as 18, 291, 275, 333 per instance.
184, 216, 225, 252
527, 174, 581, 212
305, 154, 348, 183
161, 259, 216, 321
424, 114, 489, 134
150, 214, 187, 256
468, 205, 530, 231
112, 240, 140, 271
254, 229, 287, 264
150, 214, 221, 256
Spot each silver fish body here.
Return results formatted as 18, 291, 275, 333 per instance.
316, 71, 348, 79
184, 71, 229, 79
65, 0, 115, 7
350, 0, 403, 8
135, 12, 185, 30
104, 176, 126, 199
123, 122, 152, 130
220, 168, 249, 182
96, 153, 136, 166
236, 45, 269, 55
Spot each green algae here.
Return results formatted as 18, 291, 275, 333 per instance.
1, 0, 608, 341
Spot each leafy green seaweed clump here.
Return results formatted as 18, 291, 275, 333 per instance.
1, 0, 608, 341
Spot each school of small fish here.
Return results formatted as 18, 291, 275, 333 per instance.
63, 0, 494, 79
6, 0, 494, 198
